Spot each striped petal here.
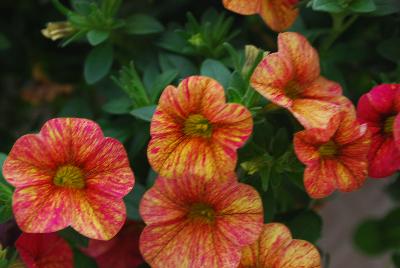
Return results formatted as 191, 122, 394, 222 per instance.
260, 0, 299, 32
278, 32, 320, 84
290, 99, 339, 129
304, 161, 336, 199
368, 135, 400, 178
239, 223, 321, 268
223, 0, 260, 15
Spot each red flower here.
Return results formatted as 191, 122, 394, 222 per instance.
82, 221, 144, 268
16, 233, 73, 268
357, 84, 400, 178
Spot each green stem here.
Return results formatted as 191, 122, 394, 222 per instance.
320, 13, 358, 52
51, 0, 71, 15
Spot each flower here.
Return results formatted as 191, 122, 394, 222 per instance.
15, 233, 73, 268
41, 21, 75, 41
238, 223, 321, 268
251, 32, 341, 129
357, 84, 400, 178
82, 221, 144, 268
3, 118, 135, 240
294, 112, 370, 198
147, 76, 253, 181
139, 174, 263, 268
222, 0, 298, 32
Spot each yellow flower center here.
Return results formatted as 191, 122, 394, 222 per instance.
318, 140, 338, 157
384, 116, 396, 134
183, 114, 212, 138
53, 165, 85, 189
285, 81, 302, 100
187, 203, 215, 222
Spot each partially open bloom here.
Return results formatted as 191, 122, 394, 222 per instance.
82, 221, 144, 268
294, 112, 370, 198
3, 118, 135, 240
41, 21, 75, 41
238, 223, 321, 268
357, 84, 400, 178
251, 32, 341, 129
147, 76, 253, 181
16, 233, 73, 268
222, 0, 298, 32
139, 174, 263, 268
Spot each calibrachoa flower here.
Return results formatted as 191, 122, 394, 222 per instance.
222, 0, 298, 32
238, 223, 321, 268
139, 174, 263, 268
3, 118, 135, 240
147, 76, 253, 181
15, 233, 73, 268
357, 84, 400, 178
82, 221, 144, 268
251, 32, 342, 129
294, 112, 370, 198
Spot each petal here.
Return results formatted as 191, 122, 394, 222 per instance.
278, 240, 321, 268
357, 94, 382, 124
85, 137, 135, 198
71, 190, 127, 240
278, 32, 320, 84
250, 52, 294, 108
157, 76, 226, 120
334, 112, 369, 145
291, 99, 339, 129
223, 0, 260, 15
260, 0, 298, 32
16, 233, 73, 268
393, 114, 400, 151
368, 135, 400, 178
366, 84, 398, 115
301, 76, 342, 99
13, 184, 71, 233
334, 161, 366, 193
304, 160, 336, 199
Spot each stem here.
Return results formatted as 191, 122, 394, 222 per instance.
51, 0, 71, 15
320, 13, 358, 52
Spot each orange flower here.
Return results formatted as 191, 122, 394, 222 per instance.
294, 112, 370, 198
251, 32, 342, 129
139, 174, 263, 268
223, 0, 298, 32
16, 233, 73, 268
3, 118, 135, 240
238, 223, 321, 268
147, 76, 253, 181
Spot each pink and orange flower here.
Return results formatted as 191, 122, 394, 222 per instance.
16, 233, 73, 268
223, 0, 299, 32
294, 112, 370, 198
251, 32, 342, 129
147, 76, 253, 182
357, 84, 400, 178
3, 118, 135, 240
139, 174, 263, 268
239, 223, 321, 268
82, 221, 144, 268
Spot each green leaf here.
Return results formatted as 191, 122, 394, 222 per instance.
349, 0, 376, 12
130, 105, 157, 122
73, 248, 97, 268
87, 30, 110, 46
149, 70, 179, 103
377, 37, 400, 63
125, 14, 164, 35
0, 153, 7, 183
354, 219, 385, 255
286, 210, 322, 243
312, 0, 345, 12
159, 53, 197, 78
84, 43, 114, 84
260, 165, 272, 192
124, 183, 146, 220
59, 227, 89, 248
129, 123, 150, 157
200, 59, 231, 89
272, 128, 289, 157
392, 252, 400, 268
71, 0, 93, 15
58, 98, 94, 118
371, 0, 400, 16
102, 97, 132, 114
